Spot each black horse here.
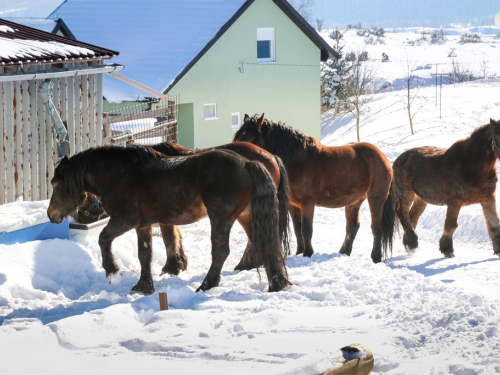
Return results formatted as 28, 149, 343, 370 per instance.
47, 145, 290, 295
148, 141, 291, 274
393, 118, 500, 257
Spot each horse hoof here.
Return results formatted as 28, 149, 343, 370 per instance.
303, 250, 314, 258
160, 266, 180, 277
403, 233, 418, 251
268, 275, 291, 292
130, 280, 154, 296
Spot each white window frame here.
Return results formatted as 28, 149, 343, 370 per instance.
203, 103, 218, 120
257, 28, 275, 63
231, 112, 241, 130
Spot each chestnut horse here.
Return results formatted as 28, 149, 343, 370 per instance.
148, 141, 290, 274
234, 114, 395, 263
47, 145, 290, 295
393, 118, 500, 257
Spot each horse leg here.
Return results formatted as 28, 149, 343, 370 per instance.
339, 198, 363, 256
397, 192, 419, 251
367, 193, 389, 263
439, 204, 461, 257
196, 220, 232, 292
132, 226, 155, 295
481, 196, 500, 255
290, 205, 305, 255
160, 224, 188, 276
98, 218, 134, 277
301, 201, 315, 258
409, 196, 427, 229
234, 213, 257, 271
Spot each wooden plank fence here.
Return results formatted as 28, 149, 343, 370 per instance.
0, 62, 105, 204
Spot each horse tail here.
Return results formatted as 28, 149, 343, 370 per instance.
274, 155, 291, 257
381, 181, 396, 261
245, 161, 291, 292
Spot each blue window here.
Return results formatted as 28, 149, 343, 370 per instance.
257, 40, 271, 59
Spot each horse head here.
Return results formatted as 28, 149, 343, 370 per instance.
47, 156, 85, 223
490, 118, 500, 160
233, 113, 267, 148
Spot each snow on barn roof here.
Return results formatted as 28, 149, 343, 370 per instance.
48, 0, 249, 102
0, 18, 119, 65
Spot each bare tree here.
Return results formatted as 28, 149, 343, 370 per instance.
344, 51, 378, 142
481, 58, 489, 79
315, 18, 324, 31
288, 0, 315, 23
400, 52, 424, 135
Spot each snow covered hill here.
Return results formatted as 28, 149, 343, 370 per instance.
314, 0, 499, 29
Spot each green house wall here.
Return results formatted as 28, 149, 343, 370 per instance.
169, 0, 322, 149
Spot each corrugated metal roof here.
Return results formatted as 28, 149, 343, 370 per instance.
0, 18, 119, 65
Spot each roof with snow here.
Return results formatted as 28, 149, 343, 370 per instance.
45, 0, 336, 102
0, 18, 118, 65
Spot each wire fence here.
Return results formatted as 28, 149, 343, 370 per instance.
374, 60, 500, 92
102, 96, 178, 146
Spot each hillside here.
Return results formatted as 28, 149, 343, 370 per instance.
314, 0, 499, 29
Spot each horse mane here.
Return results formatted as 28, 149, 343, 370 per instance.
459, 122, 492, 158
258, 116, 313, 165
61, 145, 159, 200
149, 142, 194, 156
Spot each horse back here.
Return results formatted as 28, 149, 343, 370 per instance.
392, 145, 496, 205
293, 142, 391, 207
215, 142, 280, 185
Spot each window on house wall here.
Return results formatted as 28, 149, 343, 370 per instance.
257, 28, 275, 63
231, 112, 241, 130
204, 103, 217, 120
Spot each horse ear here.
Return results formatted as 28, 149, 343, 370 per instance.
56, 156, 69, 175
257, 113, 265, 127
490, 118, 498, 126
244, 114, 250, 122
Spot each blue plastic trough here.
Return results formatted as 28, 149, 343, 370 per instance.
0, 218, 69, 245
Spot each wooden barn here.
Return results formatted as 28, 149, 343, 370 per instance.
0, 18, 122, 204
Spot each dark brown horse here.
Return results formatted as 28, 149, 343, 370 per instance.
234, 114, 395, 263
76, 193, 107, 224
47, 145, 290, 295
393, 118, 500, 257
148, 141, 290, 274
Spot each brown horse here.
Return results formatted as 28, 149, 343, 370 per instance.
234, 114, 395, 263
393, 118, 500, 257
148, 141, 290, 274
47, 145, 290, 295
76, 193, 107, 224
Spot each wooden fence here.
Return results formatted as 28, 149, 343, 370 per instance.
0, 62, 104, 204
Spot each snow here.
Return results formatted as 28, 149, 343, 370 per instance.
2, 25, 500, 374
0, 33, 96, 61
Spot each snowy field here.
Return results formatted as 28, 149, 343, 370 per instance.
2, 26, 500, 374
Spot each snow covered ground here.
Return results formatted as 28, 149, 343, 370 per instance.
1, 26, 500, 374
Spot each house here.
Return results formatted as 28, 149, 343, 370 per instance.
46, 0, 338, 148
0, 18, 122, 204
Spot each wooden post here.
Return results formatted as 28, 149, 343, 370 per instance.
159, 292, 168, 311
